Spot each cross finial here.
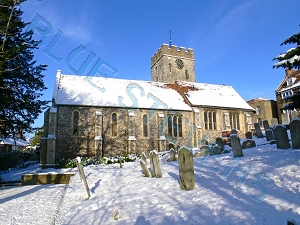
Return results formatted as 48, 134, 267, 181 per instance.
169, 30, 172, 48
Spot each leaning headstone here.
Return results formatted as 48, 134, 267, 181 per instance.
291, 111, 299, 120
140, 160, 150, 177
230, 134, 244, 157
201, 139, 208, 146
199, 145, 211, 156
273, 125, 290, 149
245, 131, 252, 139
289, 119, 300, 148
167, 148, 176, 161
242, 139, 256, 149
178, 147, 195, 190
141, 152, 147, 165
265, 129, 273, 141
271, 118, 278, 126
262, 120, 270, 131
254, 122, 263, 138
149, 150, 162, 178
281, 113, 289, 125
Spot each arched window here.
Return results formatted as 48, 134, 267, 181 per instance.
185, 70, 189, 80
73, 111, 79, 136
168, 116, 172, 136
112, 113, 118, 136
173, 116, 178, 137
213, 111, 216, 130
178, 116, 182, 137
204, 111, 208, 129
168, 115, 183, 137
169, 63, 172, 73
143, 114, 148, 137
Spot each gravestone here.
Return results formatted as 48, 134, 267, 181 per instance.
140, 160, 150, 177
291, 111, 299, 120
149, 150, 162, 178
265, 129, 273, 141
199, 145, 210, 156
281, 113, 289, 125
215, 137, 225, 151
201, 139, 208, 146
271, 118, 278, 126
262, 120, 270, 131
176, 145, 181, 153
193, 151, 201, 157
141, 152, 147, 165
289, 119, 300, 148
230, 129, 238, 135
242, 139, 256, 149
167, 148, 176, 161
230, 134, 244, 157
273, 125, 290, 149
178, 147, 195, 190
211, 145, 223, 154
254, 122, 263, 138
245, 131, 252, 139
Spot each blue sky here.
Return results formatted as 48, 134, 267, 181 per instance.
20, 0, 300, 130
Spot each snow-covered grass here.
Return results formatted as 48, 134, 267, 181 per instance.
1, 138, 300, 225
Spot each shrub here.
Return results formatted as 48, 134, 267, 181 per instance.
57, 154, 141, 168
0, 152, 23, 171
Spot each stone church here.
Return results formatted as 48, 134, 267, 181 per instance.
40, 43, 255, 167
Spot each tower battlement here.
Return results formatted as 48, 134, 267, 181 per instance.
151, 44, 194, 66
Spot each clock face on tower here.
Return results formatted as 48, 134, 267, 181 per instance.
175, 59, 184, 69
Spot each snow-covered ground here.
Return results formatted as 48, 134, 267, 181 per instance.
1, 138, 300, 225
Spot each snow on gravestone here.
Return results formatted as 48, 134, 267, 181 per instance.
178, 147, 195, 190
149, 150, 162, 178
141, 152, 147, 165
230, 134, 244, 157
289, 119, 300, 149
139, 160, 150, 177
273, 125, 290, 149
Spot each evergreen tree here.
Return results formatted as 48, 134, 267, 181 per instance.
31, 128, 43, 146
273, 25, 300, 110
0, 0, 48, 138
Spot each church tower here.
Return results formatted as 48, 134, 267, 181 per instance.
151, 43, 195, 83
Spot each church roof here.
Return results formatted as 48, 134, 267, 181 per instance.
176, 81, 255, 111
53, 72, 192, 111
53, 71, 254, 112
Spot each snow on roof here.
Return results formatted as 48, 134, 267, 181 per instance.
0, 137, 28, 146
176, 81, 255, 111
54, 74, 192, 111
279, 80, 300, 92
